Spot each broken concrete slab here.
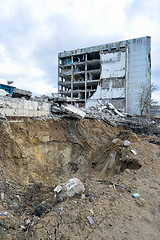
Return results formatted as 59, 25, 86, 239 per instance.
51, 103, 63, 114
12, 88, 32, 99
105, 103, 124, 117
61, 104, 86, 119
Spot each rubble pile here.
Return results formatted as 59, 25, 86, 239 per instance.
84, 103, 125, 127
50, 102, 125, 127
0, 87, 160, 239
12, 88, 32, 100
122, 116, 160, 137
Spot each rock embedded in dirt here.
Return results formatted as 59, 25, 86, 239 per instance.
33, 202, 52, 217
54, 178, 85, 202
124, 168, 131, 174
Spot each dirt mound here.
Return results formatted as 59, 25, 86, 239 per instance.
0, 118, 160, 239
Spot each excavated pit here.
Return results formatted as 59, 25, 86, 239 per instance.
0, 118, 160, 240
0, 119, 118, 185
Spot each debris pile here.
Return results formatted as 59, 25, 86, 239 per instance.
51, 102, 125, 126
122, 116, 160, 139
12, 88, 32, 100
0, 85, 160, 239
84, 103, 125, 126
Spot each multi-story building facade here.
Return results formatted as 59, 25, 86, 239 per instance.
58, 36, 151, 115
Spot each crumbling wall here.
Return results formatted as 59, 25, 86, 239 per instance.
86, 50, 126, 110
0, 96, 51, 117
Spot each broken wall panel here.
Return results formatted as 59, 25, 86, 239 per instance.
102, 88, 125, 99
0, 97, 51, 117
101, 51, 126, 78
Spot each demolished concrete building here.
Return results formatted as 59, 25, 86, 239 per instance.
58, 36, 151, 115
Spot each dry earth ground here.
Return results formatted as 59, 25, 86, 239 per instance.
0, 118, 159, 240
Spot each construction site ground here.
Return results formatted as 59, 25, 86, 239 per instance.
0, 117, 160, 240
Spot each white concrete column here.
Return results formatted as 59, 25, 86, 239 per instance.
85, 53, 87, 107
71, 55, 73, 104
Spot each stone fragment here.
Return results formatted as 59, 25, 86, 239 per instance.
125, 169, 131, 174
54, 178, 85, 202
81, 194, 85, 200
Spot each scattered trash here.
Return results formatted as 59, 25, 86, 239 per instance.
59, 207, 64, 215
115, 183, 127, 190
132, 193, 140, 198
110, 182, 132, 192
24, 219, 31, 226
124, 140, 130, 146
0, 211, 9, 216
85, 193, 98, 198
87, 216, 95, 225
131, 149, 137, 155
54, 178, 85, 202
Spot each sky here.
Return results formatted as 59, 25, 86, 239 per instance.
0, 0, 159, 102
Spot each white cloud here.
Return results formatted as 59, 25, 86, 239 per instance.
152, 91, 160, 104
0, 0, 159, 102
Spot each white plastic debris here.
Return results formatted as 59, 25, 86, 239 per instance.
24, 219, 31, 226
132, 193, 140, 198
54, 178, 85, 202
124, 140, 130, 146
131, 149, 137, 155
87, 216, 95, 225
54, 185, 62, 193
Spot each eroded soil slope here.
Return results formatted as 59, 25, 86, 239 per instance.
0, 118, 160, 240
